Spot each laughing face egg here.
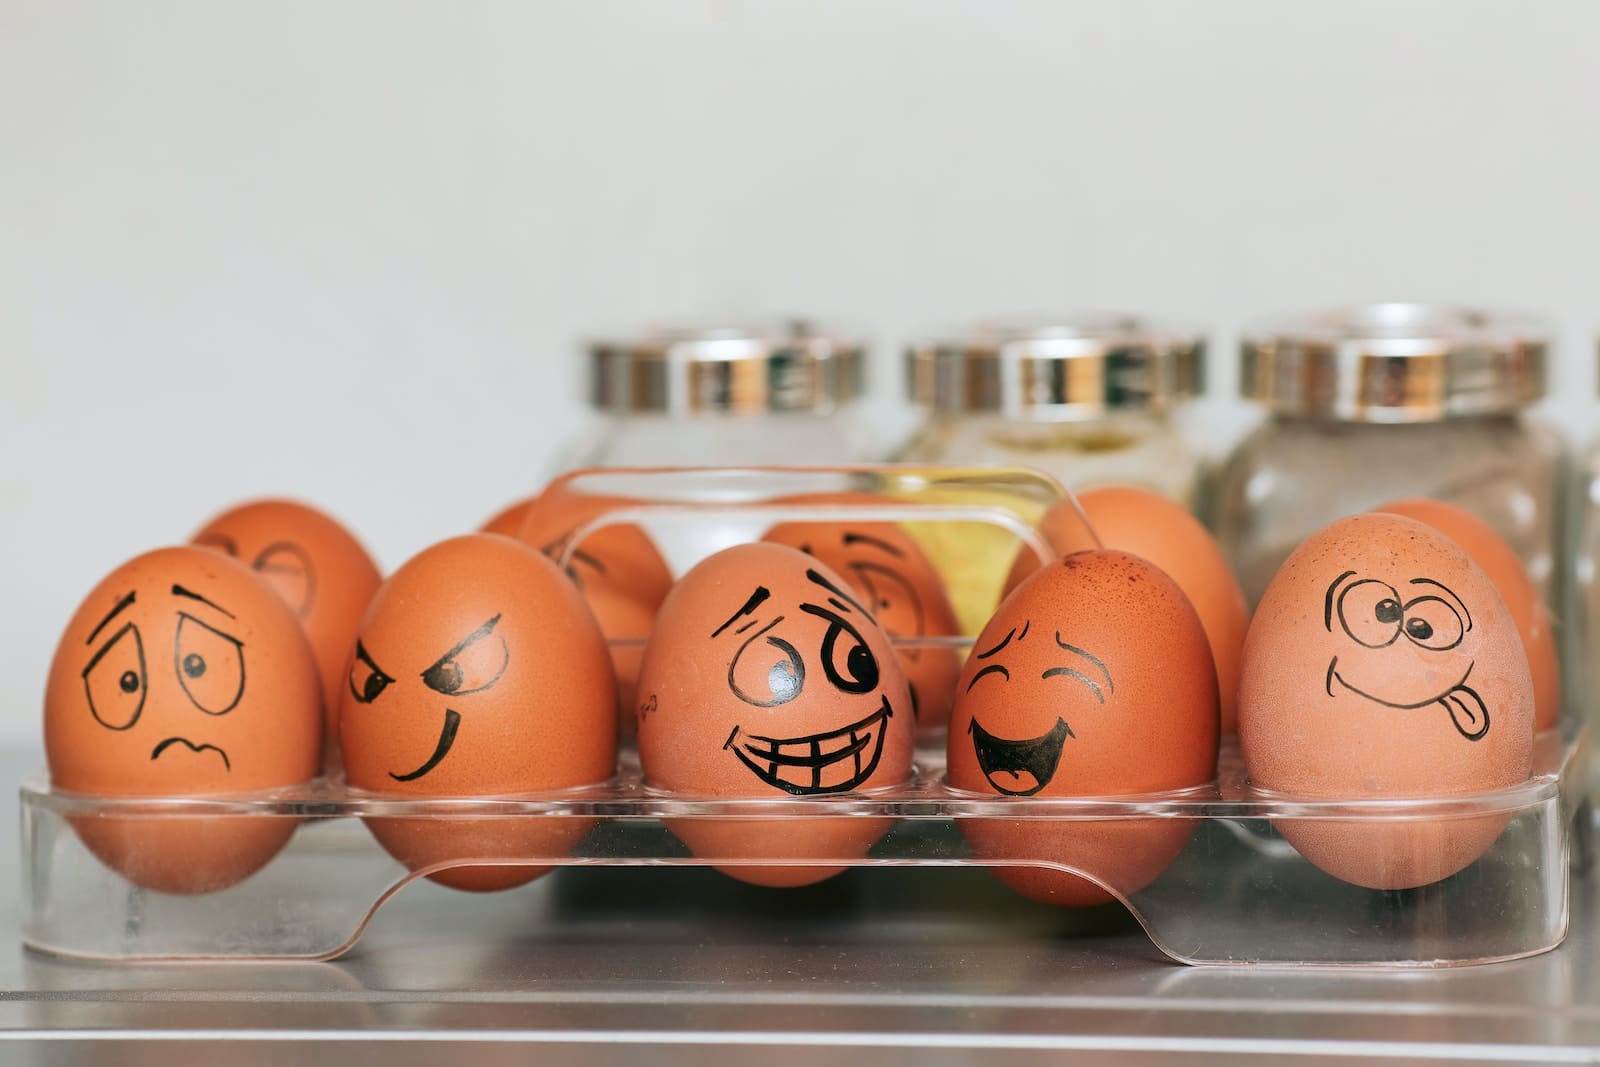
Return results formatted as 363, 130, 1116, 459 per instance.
1237, 512, 1535, 890
339, 533, 618, 892
948, 549, 1219, 907
635, 542, 915, 887
44, 546, 323, 893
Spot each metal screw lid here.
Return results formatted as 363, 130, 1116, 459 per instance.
587, 321, 866, 416
1241, 304, 1547, 422
905, 315, 1205, 419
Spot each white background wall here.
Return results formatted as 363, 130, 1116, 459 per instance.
4, 1, 1600, 748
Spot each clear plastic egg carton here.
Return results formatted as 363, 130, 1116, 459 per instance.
18, 466, 1592, 967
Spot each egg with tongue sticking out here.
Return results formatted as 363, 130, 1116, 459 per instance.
635, 542, 916, 887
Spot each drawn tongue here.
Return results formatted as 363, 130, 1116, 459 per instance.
1440, 685, 1490, 741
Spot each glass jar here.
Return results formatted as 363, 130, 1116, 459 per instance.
893, 315, 1206, 503
562, 320, 877, 469
1213, 304, 1566, 618
890, 316, 1205, 630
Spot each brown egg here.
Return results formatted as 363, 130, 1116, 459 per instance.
479, 496, 533, 537
950, 550, 1218, 907
1238, 513, 1535, 890
192, 499, 381, 759
1006, 487, 1249, 733
44, 546, 322, 893
635, 542, 916, 887
762, 494, 962, 735
339, 533, 618, 892
1375, 498, 1560, 731
513, 489, 673, 722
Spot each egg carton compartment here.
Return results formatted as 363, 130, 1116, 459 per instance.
23, 467, 1584, 969
16, 725, 1586, 966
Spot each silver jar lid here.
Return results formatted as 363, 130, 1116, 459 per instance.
1241, 304, 1547, 421
588, 321, 866, 416
905, 315, 1205, 419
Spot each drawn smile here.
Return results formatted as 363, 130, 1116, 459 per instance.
391, 708, 462, 782
1326, 657, 1490, 741
724, 696, 893, 795
150, 736, 230, 771
969, 716, 1073, 796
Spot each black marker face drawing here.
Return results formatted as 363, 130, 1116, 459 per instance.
712, 570, 897, 795
1322, 570, 1487, 740
347, 614, 509, 782
196, 534, 316, 618
76, 584, 248, 773
962, 621, 1114, 796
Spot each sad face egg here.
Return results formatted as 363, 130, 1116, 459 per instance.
1237, 512, 1535, 890
635, 542, 915, 886
44, 547, 323, 893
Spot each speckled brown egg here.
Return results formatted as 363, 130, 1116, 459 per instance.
513, 489, 673, 724
762, 494, 962, 736
1375, 498, 1560, 732
1237, 512, 1535, 890
949, 549, 1218, 907
193, 498, 381, 762
44, 546, 323, 893
635, 542, 916, 887
339, 533, 617, 892
1006, 487, 1249, 733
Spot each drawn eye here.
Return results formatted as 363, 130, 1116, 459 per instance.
817, 612, 880, 694
849, 562, 924, 635
175, 614, 245, 715
1337, 579, 1404, 649
729, 621, 806, 707
83, 622, 146, 730
251, 542, 314, 618
422, 616, 509, 696
966, 663, 1010, 692
348, 641, 394, 704
1402, 595, 1466, 651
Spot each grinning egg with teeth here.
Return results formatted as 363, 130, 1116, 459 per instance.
634, 542, 916, 887
44, 546, 323, 894
947, 549, 1219, 908
339, 533, 618, 892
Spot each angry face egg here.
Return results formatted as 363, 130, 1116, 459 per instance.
635, 542, 915, 886
339, 533, 618, 891
44, 546, 323, 893
1237, 512, 1535, 890
948, 549, 1219, 907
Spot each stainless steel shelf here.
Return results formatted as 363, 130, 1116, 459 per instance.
5, 745, 1597, 1064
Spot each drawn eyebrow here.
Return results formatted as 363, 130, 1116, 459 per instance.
1042, 665, 1107, 703
1053, 633, 1113, 693
86, 590, 136, 646
427, 613, 502, 670
841, 531, 905, 558
803, 568, 868, 616
171, 584, 235, 619
966, 663, 1010, 691
1409, 578, 1473, 632
976, 627, 1016, 659
1018, 620, 1030, 642
1324, 570, 1358, 630
713, 587, 771, 638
